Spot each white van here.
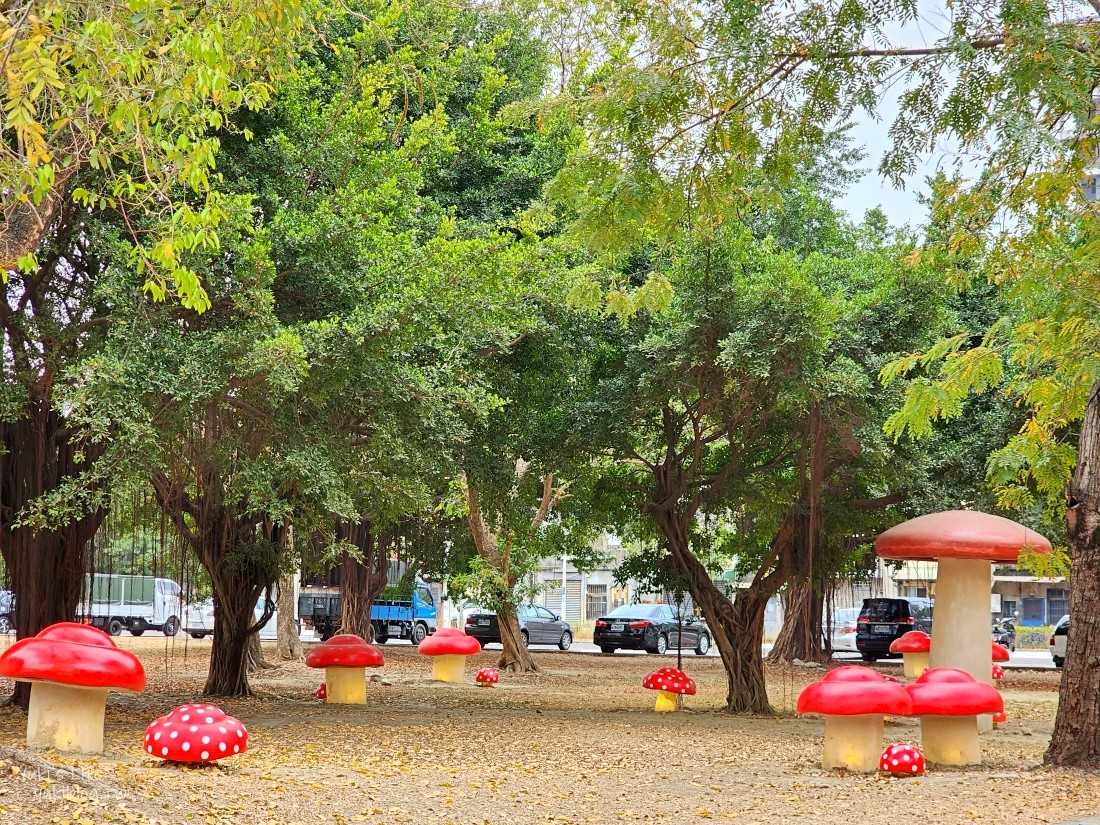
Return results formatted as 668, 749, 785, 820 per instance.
184, 597, 288, 641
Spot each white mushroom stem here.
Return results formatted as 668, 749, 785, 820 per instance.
821, 714, 884, 772
901, 651, 930, 679
430, 654, 467, 683
928, 557, 995, 732
26, 682, 108, 754
920, 715, 981, 765
653, 690, 680, 713
324, 666, 367, 704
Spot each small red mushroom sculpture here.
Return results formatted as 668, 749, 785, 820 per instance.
642, 667, 696, 713
418, 628, 481, 683
797, 666, 913, 772
143, 704, 249, 763
315, 683, 327, 701
305, 634, 384, 704
475, 667, 499, 687
890, 631, 931, 678
991, 664, 1004, 685
992, 642, 1010, 663
879, 743, 925, 776
992, 710, 1007, 730
906, 667, 1003, 765
0, 622, 145, 754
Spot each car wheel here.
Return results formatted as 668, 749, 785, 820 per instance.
648, 633, 668, 655
129, 628, 145, 636
599, 646, 616, 654
107, 619, 124, 637
190, 632, 206, 640
1054, 656, 1065, 668
478, 639, 487, 649
162, 616, 180, 637
520, 630, 530, 648
860, 653, 877, 662
411, 622, 428, 645
558, 630, 572, 651
0, 616, 11, 634
694, 633, 710, 655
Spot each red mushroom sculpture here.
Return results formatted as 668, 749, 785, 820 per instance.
879, 743, 926, 776
0, 622, 145, 754
797, 666, 913, 772
992, 642, 1010, 663
418, 628, 481, 683
992, 710, 1007, 730
890, 631, 931, 678
876, 511, 1048, 730
991, 664, 1004, 684
906, 667, 1003, 765
304, 634, 384, 704
642, 667, 696, 713
143, 704, 249, 763
475, 667, 499, 687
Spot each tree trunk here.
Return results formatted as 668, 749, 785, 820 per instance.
1048, 380, 1100, 767
338, 520, 388, 641
495, 598, 540, 673
247, 632, 276, 672
769, 577, 827, 662
206, 585, 258, 696
0, 405, 105, 710
276, 569, 303, 660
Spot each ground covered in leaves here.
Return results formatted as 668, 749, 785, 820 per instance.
0, 636, 1092, 825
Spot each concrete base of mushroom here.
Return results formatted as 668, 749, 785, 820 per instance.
654, 690, 680, 713
27, 682, 108, 754
901, 652, 929, 679
430, 654, 467, 683
822, 714, 884, 772
324, 667, 367, 704
920, 716, 981, 765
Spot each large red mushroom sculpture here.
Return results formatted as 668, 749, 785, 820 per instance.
0, 622, 145, 754
305, 634, 384, 704
797, 666, 913, 772
418, 628, 481, 683
876, 510, 1048, 726
907, 667, 1003, 765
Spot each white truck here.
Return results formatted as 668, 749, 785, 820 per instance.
80, 574, 182, 637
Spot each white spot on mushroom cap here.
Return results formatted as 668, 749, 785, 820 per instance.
182, 742, 190, 752
200, 751, 209, 761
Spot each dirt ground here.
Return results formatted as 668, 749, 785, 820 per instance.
0, 636, 1094, 825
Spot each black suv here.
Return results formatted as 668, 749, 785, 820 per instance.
855, 597, 933, 662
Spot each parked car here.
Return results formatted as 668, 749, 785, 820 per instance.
464, 604, 573, 650
593, 603, 710, 655
1050, 614, 1069, 668
183, 597, 287, 641
827, 607, 862, 653
0, 590, 13, 635
855, 597, 934, 662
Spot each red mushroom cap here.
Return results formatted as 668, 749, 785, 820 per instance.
143, 704, 249, 762
475, 667, 500, 685
879, 743, 925, 776
991, 642, 1011, 662
906, 667, 1003, 716
991, 664, 1004, 681
315, 683, 327, 700
797, 666, 912, 716
641, 667, 697, 696
889, 630, 931, 654
0, 621, 145, 692
992, 710, 1007, 724
875, 510, 1051, 562
304, 634, 384, 669
417, 627, 481, 657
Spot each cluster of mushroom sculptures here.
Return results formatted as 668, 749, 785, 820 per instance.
0, 622, 249, 764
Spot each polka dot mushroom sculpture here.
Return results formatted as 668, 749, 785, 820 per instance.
642, 667, 696, 712
797, 665, 913, 772
0, 622, 145, 754
143, 704, 249, 763
879, 743, 926, 776
475, 666, 499, 687
991, 664, 1005, 685
889, 630, 931, 678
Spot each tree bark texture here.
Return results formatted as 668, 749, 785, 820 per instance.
338, 519, 389, 641
276, 568, 303, 660
1048, 381, 1100, 767
0, 405, 105, 709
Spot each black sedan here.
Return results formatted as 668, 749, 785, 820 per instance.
593, 603, 710, 655
464, 603, 573, 650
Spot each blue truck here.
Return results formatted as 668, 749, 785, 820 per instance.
298, 581, 437, 644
